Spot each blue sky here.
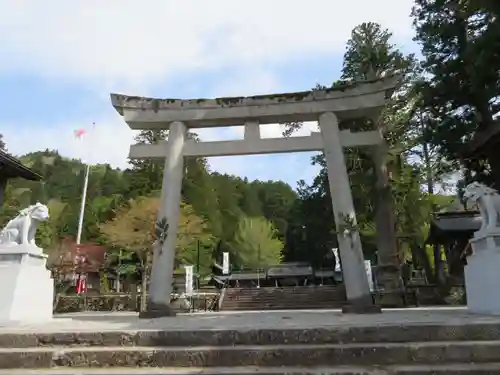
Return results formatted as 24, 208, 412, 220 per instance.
0, 0, 418, 188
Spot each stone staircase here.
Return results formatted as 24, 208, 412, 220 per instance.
1, 321, 500, 373
220, 285, 348, 311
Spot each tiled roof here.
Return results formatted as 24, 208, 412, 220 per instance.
427, 211, 481, 243
0, 150, 42, 181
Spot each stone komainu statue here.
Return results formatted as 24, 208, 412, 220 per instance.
0, 202, 50, 247
463, 182, 500, 232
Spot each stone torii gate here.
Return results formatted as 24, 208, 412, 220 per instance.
111, 76, 400, 317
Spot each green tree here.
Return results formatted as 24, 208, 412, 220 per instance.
405, 93, 455, 194
412, 0, 500, 188
211, 173, 245, 244
257, 181, 297, 238
182, 156, 222, 239
229, 216, 283, 268
99, 197, 160, 311
285, 22, 418, 268
0, 133, 6, 151
340, 22, 418, 274
286, 176, 336, 267
99, 196, 213, 310
342, 22, 414, 81
0, 145, 303, 294
176, 201, 214, 276
84, 194, 124, 241
36, 198, 70, 250
125, 130, 166, 197
240, 182, 263, 218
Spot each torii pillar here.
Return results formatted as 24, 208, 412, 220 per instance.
140, 121, 186, 318
319, 112, 380, 313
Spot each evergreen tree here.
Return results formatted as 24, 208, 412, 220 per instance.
182, 156, 222, 237
126, 130, 166, 197
412, 0, 500, 187
340, 22, 417, 283
0, 133, 6, 151
240, 183, 263, 218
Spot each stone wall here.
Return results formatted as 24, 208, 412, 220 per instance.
54, 293, 219, 313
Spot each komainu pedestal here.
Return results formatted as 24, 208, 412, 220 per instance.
0, 247, 54, 322
0, 203, 53, 322
463, 182, 500, 315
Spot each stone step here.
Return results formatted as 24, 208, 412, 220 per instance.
224, 295, 345, 300
223, 299, 344, 304
227, 285, 345, 293
221, 303, 345, 308
221, 304, 346, 311
221, 287, 347, 311
222, 298, 346, 309
2, 323, 500, 348
224, 292, 345, 297
2, 363, 500, 374
223, 287, 345, 296
224, 296, 345, 301
221, 299, 345, 304
2, 341, 500, 368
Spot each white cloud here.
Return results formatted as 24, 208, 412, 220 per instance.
1, 114, 136, 168
1, 115, 322, 186
0, 0, 415, 92
0, 0, 416, 185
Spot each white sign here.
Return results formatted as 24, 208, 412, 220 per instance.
222, 252, 230, 275
185, 265, 194, 296
365, 260, 374, 292
332, 248, 341, 272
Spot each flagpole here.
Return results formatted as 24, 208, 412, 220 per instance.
76, 163, 90, 245
75, 123, 95, 246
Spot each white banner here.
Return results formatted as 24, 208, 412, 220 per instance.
332, 248, 341, 272
365, 260, 374, 292
185, 265, 194, 296
222, 252, 230, 275
332, 248, 373, 291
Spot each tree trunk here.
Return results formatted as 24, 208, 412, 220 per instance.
416, 245, 435, 284
129, 279, 138, 311
0, 178, 6, 208
140, 273, 148, 312
419, 111, 435, 194
423, 143, 434, 193
487, 150, 500, 191
410, 245, 420, 268
372, 145, 403, 306
140, 274, 148, 312
433, 244, 446, 285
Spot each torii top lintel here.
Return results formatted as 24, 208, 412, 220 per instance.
110, 75, 400, 129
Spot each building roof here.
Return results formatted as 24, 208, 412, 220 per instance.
51, 238, 107, 272
427, 211, 481, 243
462, 120, 500, 158
0, 150, 42, 181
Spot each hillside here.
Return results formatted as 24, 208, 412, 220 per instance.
0, 149, 299, 269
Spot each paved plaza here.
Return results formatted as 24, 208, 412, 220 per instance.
1, 307, 499, 333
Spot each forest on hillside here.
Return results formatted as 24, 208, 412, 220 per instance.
2, 0, 500, 292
